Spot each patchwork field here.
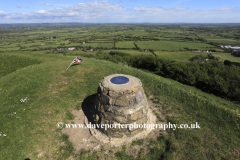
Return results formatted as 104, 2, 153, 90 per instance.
83, 42, 114, 48
136, 41, 217, 51
154, 51, 207, 62
212, 53, 240, 63
113, 50, 152, 56
116, 41, 136, 48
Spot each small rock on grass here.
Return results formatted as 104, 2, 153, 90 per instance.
93, 145, 101, 151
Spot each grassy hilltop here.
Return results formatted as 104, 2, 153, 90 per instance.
0, 24, 240, 159
0, 52, 239, 159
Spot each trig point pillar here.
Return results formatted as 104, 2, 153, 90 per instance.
90, 74, 156, 146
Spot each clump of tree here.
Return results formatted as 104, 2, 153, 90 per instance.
231, 51, 240, 57
133, 42, 141, 51
109, 51, 130, 57
195, 37, 207, 42
189, 53, 218, 61
189, 55, 207, 61
206, 53, 220, 61
224, 60, 240, 67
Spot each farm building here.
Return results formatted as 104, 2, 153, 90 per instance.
68, 47, 75, 51
57, 48, 64, 51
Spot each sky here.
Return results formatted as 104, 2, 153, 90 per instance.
0, 0, 240, 23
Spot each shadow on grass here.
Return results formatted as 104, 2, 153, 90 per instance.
81, 94, 97, 124
70, 63, 82, 68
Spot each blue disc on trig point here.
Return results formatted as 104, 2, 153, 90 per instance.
110, 76, 129, 85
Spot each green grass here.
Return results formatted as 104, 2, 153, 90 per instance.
131, 139, 144, 147
136, 41, 217, 51
0, 52, 239, 159
115, 145, 135, 160
207, 38, 240, 43
65, 111, 75, 120
200, 36, 240, 43
0, 54, 42, 78
114, 50, 151, 56
116, 41, 136, 48
212, 53, 240, 63
84, 42, 114, 48
59, 134, 74, 159
154, 51, 208, 62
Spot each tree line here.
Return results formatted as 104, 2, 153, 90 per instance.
79, 50, 240, 102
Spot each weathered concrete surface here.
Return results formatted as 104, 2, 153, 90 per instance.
101, 74, 142, 92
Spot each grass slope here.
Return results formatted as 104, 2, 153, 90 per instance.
0, 54, 42, 78
0, 53, 239, 159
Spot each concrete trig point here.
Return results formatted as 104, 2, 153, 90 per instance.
87, 74, 156, 147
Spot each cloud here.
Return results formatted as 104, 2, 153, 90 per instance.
1, 1, 240, 23
116, 0, 123, 2
36, 10, 46, 13
133, 6, 189, 13
39, 2, 53, 6
2, 1, 127, 22
133, 6, 236, 16
17, 5, 23, 8
0, 11, 7, 15
175, 7, 188, 10
0, 11, 7, 19
29, 2, 34, 4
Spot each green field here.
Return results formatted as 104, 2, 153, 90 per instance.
204, 36, 240, 43
136, 41, 217, 51
0, 54, 42, 78
116, 41, 136, 48
212, 53, 240, 63
206, 38, 240, 43
114, 49, 151, 56
84, 42, 114, 48
154, 51, 207, 62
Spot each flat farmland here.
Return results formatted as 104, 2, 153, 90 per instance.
198, 34, 240, 43
84, 42, 113, 48
113, 50, 152, 56
0, 46, 20, 51
212, 53, 240, 63
116, 41, 135, 48
136, 41, 216, 51
206, 38, 240, 43
155, 51, 207, 62
90, 39, 113, 43
122, 30, 151, 37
